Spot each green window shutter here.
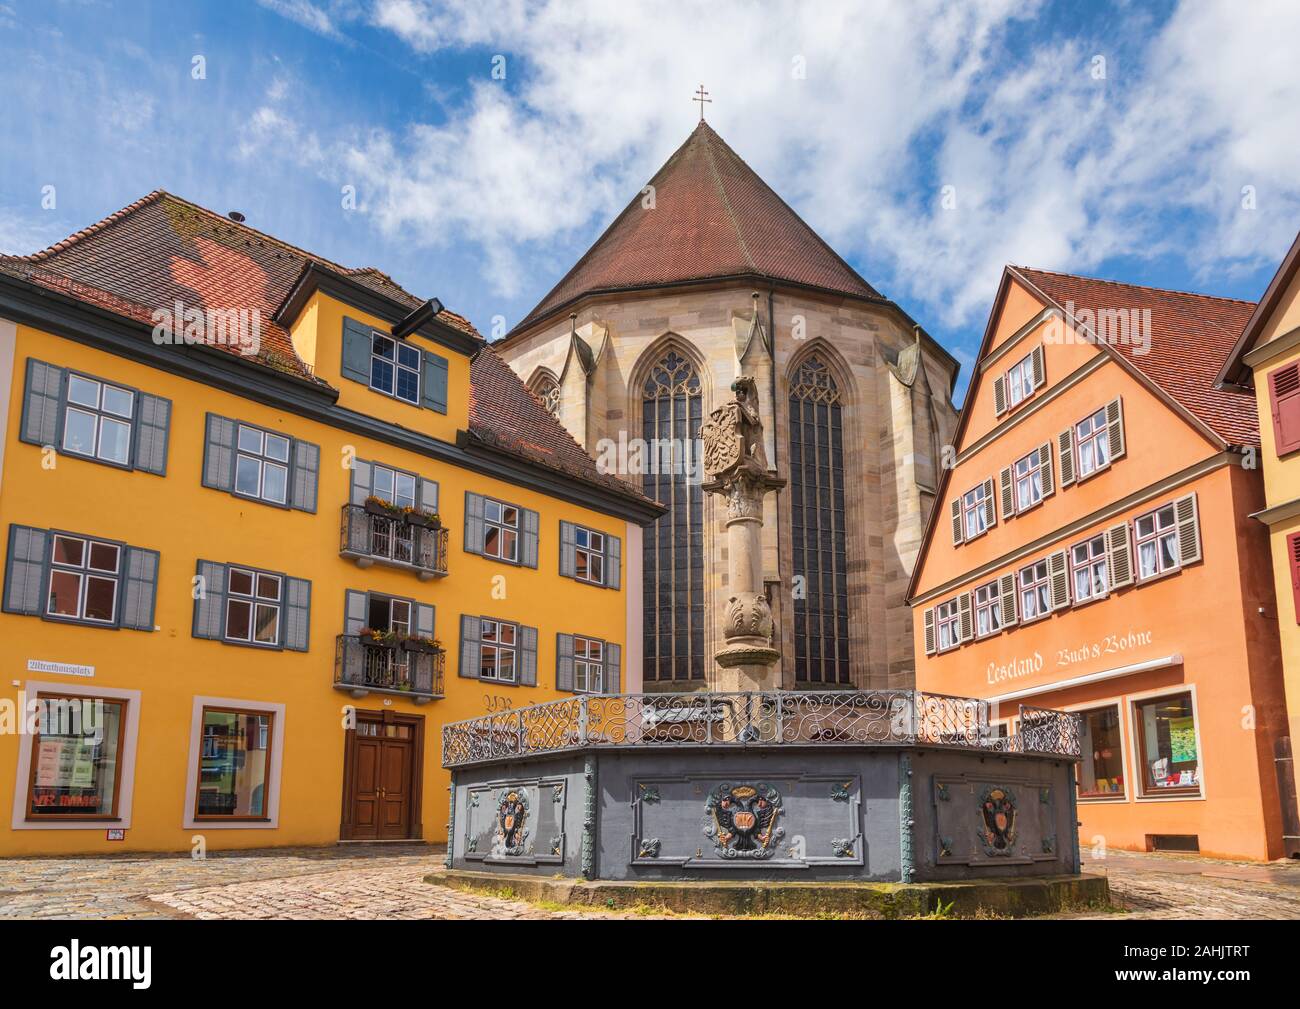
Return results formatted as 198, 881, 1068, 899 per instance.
283, 577, 311, 651
3, 525, 49, 616
132, 392, 172, 475
120, 546, 160, 631
519, 624, 538, 685
341, 317, 372, 384
605, 534, 621, 590
464, 492, 485, 555
459, 615, 481, 679
290, 439, 320, 513
192, 560, 227, 639
422, 350, 449, 414
202, 413, 236, 491
521, 508, 540, 569
556, 632, 575, 692
19, 359, 64, 447
559, 522, 576, 578
603, 642, 621, 694
350, 459, 372, 505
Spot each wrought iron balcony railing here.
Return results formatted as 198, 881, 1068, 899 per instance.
335, 634, 445, 704
441, 690, 1082, 767
339, 504, 448, 579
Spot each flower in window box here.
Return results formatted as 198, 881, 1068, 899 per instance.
401, 506, 438, 529
401, 634, 440, 654
364, 495, 402, 519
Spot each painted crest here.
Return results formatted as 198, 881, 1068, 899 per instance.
977, 785, 1017, 855
495, 787, 530, 856
703, 782, 783, 859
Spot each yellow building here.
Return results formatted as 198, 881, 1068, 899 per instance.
0, 192, 661, 855
1218, 228, 1300, 857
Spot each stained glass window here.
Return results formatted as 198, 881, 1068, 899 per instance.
789, 356, 850, 683
642, 351, 704, 682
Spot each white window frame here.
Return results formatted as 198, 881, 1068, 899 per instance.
1135, 503, 1179, 581
1074, 407, 1110, 479
935, 599, 960, 652
574, 526, 606, 585
1070, 534, 1109, 604
62, 373, 135, 466
973, 580, 1002, 639
962, 484, 990, 541
234, 424, 290, 506
480, 618, 519, 683
1017, 559, 1051, 623
1014, 449, 1045, 512
224, 567, 283, 647
483, 498, 520, 563
1006, 353, 1034, 408
369, 331, 421, 406
46, 534, 121, 625
573, 635, 605, 693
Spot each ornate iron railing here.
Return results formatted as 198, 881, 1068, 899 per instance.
339, 504, 448, 578
441, 691, 1081, 767
335, 634, 445, 701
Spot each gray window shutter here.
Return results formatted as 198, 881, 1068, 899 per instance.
923, 607, 936, 656
999, 466, 1015, 517
283, 577, 311, 651
950, 498, 963, 545
981, 477, 996, 530
998, 573, 1018, 627
992, 374, 1007, 416
341, 317, 372, 384
1038, 442, 1054, 498
415, 602, 435, 639
132, 393, 171, 475
192, 560, 227, 639
559, 521, 576, 578
418, 478, 439, 515
202, 414, 236, 491
1107, 522, 1134, 589
521, 508, 540, 569
464, 492, 485, 555
120, 546, 159, 631
1048, 550, 1070, 611
290, 439, 320, 513
344, 589, 368, 635
1175, 493, 1202, 566
957, 591, 973, 643
556, 632, 575, 691
459, 614, 481, 679
605, 534, 621, 590
3, 525, 48, 616
519, 624, 538, 685
603, 642, 621, 694
1106, 397, 1126, 462
20, 359, 64, 447
350, 459, 372, 505
422, 350, 449, 414
1031, 344, 1046, 388
1058, 429, 1075, 486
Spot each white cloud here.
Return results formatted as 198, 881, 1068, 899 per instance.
257, 0, 347, 41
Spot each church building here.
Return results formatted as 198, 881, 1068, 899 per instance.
495, 120, 960, 691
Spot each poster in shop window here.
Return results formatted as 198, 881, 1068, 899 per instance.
1169, 716, 1197, 764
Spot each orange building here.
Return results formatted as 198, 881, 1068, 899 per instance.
908, 266, 1288, 861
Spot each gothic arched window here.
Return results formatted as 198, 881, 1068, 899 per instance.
530, 375, 560, 418
788, 356, 850, 684
642, 350, 704, 683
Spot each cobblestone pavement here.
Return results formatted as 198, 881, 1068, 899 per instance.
1, 844, 1298, 919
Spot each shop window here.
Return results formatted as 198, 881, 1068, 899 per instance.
195, 707, 274, 819
1133, 692, 1201, 796
27, 694, 127, 819
1077, 705, 1125, 799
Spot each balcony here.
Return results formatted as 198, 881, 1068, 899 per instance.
334, 634, 445, 704
340, 503, 448, 579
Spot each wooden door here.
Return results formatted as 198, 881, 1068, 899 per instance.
341, 712, 424, 841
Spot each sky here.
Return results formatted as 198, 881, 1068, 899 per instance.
2, 0, 1299, 400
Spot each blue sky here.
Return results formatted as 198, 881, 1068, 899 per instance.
2, 0, 1298, 400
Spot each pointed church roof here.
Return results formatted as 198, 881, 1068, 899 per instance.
509, 121, 884, 336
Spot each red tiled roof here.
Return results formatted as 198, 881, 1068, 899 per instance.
1011, 266, 1260, 446
0, 190, 645, 502
510, 121, 883, 335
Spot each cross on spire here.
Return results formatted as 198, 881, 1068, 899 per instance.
693, 84, 712, 122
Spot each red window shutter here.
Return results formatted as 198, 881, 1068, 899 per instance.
1268, 362, 1300, 456
1289, 532, 1300, 626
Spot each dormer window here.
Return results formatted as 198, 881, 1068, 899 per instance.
371, 332, 421, 406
